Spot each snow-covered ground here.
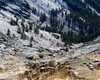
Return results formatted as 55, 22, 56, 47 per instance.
0, 0, 99, 58
67, 36, 100, 57
0, 12, 65, 58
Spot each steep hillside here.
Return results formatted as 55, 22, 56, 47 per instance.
0, 36, 100, 80
0, 0, 100, 44
0, 0, 100, 80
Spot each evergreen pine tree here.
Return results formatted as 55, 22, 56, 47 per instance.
28, 22, 33, 31
26, 25, 29, 32
7, 29, 10, 37
30, 36, 33, 42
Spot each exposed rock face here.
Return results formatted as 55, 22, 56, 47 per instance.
0, 54, 100, 80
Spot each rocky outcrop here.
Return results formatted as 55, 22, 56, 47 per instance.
0, 54, 100, 80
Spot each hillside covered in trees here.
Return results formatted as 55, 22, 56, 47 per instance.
48, 0, 100, 44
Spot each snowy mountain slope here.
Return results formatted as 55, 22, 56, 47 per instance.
0, 0, 67, 19
0, 0, 99, 47
0, 0, 70, 42
0, 0, 71, 35
0, 0, 99, 54
0, 14, 17, 35
0, 13, 65, 60
0, 0, 69, 62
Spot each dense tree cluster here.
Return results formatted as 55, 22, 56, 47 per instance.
38, 0, 100, 45
61, 0, 100, 44
40, 13, 46, 23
